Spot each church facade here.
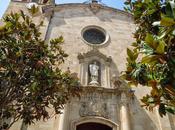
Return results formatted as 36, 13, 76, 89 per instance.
3, 0, 175, 130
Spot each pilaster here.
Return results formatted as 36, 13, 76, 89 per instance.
120, 92, 131, 130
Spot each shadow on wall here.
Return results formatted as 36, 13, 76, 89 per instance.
129, 97, 159, 130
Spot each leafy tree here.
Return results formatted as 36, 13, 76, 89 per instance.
0, 11, 81, 130
123, 0, 175, 117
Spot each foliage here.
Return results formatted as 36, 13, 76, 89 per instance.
27, 5, 39, 16
123, 0, 175, 116
0, 11, 81, 129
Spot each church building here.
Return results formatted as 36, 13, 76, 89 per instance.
3, 0, 175, 130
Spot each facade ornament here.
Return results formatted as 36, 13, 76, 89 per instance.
112, 75, 122, 89
89, 61, 99, 86
111, 75, 122, 89
89, 2, 101, 14
77, 53, 84, 63
79, 92, 108, 118
77, 49, 112, 87
106, 56, 112, 64
128, 89, 135, 100
120, 92, 129, 105
77, 49, 112, 63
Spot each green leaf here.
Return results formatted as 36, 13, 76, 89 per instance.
20, 10, 26, 20
127, 48, 134, 59
31, 82, 38, 91
145, 33, 154, 48
166, 106, 175, 114
141, 55, 159, 65
156, 40, 165, 54
28, 5, 39, 16
160, 16, 175, 27
159, 103, 166, 117
144, 0, 152, 3
131, 42, 138, 47
166, 1, 175, 18
147, 9, 156, 15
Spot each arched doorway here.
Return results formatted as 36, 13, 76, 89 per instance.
71, 117, 119, 130
77, 122, 112, 130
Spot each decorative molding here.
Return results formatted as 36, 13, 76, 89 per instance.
79, 91, 109, 118
77, 49, 112, 64
120, 92, 129, 105
79, 101, 108, 118
89, 3, 101, 14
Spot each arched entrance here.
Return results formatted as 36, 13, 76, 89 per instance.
77, 122, 112, 130
71, 116, 119, 130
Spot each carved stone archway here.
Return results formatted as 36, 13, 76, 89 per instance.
71, 116, 119, 130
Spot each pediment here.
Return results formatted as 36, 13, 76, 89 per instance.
77, 49, 112, 64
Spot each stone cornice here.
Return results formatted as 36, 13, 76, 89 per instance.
54, 3, 133, 18
42, 3, 133, 19
80, 85, 129, 95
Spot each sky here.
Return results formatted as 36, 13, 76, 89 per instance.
0, 0, 125, 18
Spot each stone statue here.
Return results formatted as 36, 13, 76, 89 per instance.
89, 61, 99, 86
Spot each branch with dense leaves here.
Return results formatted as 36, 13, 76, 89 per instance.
123, 0, 175, 116
0, 11, 81, 130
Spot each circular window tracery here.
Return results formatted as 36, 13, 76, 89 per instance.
83, 29, 105, 44
81, 26, 109, 46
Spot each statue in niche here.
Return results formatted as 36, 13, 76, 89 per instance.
89, 61, 99, 86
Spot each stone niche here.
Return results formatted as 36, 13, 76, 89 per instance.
77, 49, 112, 88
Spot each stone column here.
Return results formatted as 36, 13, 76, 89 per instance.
105, 58, 111, 88
84, 63, 89, 86
106, 65, 110, 87
79, 62, 85, 85
120, 92, 130, 130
